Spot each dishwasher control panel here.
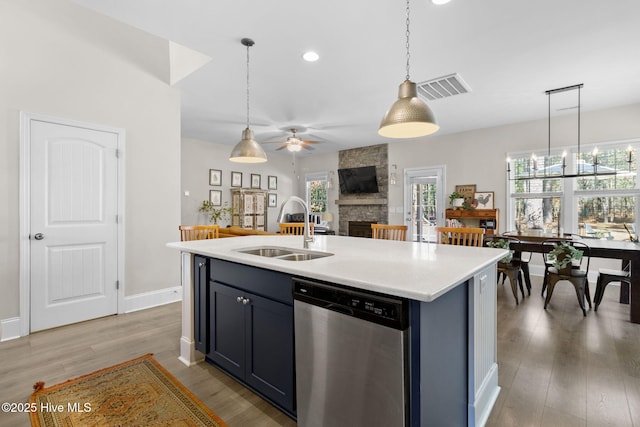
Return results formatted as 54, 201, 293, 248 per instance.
293, 278, 408, 330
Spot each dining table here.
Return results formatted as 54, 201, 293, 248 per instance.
500, 231, 640, 324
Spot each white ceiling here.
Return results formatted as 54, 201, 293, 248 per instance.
73, 0, 640, 156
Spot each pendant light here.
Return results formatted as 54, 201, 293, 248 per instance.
379, 0, 439, 138
230, 38, 267, 163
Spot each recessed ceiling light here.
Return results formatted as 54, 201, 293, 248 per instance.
302, 51, 319, 62
432, 0, 451, 4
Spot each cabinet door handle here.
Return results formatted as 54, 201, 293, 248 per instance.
242, 298, 251, 305
236, 296, 244, 303
198, 262, 205, 268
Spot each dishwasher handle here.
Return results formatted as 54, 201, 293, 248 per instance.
324, 303, 354, 317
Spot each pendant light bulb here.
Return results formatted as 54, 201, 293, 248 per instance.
230, 38, 267, 163
379, 0, 438, 139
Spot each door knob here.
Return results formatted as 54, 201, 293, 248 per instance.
236, 296, 244, 303
242, 298, 251, 305
34, 233, 44, 240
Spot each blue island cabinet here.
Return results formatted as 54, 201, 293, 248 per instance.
206, 259, 295, 417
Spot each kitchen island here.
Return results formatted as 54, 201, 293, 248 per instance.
168, 235, 506, 426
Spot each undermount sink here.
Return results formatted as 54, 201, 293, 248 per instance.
236, 246, 333, 261
276, 253, 329, 261
239, 247, 294, 257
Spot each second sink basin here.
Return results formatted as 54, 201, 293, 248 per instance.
236, 246, 333, 261
239, 247, 294, 257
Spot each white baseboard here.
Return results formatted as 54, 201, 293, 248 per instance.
123, 285, 183, 313
1, 317, 22, 342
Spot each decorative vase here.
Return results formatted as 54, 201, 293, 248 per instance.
452, 198, 464, 209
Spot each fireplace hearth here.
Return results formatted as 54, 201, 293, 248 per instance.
349, 221, 376, 238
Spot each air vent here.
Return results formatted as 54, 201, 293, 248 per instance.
416, 73, 471, 101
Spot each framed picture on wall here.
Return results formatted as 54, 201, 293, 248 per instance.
474, 191, 494, 209
209, 190, 222, 206
231, 171, 242, 187
268, 193, 277, 207
268, 175, 277, 190
209, 169, 222, 186
251, 174, 261, 189
455, 184, 476, 205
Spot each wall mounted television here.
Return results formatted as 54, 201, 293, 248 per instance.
338, 166, 379, 194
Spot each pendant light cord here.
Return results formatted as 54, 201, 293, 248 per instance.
547, 91, 551, 157
405, 0, 411, 80
246, 42, 251, 129
577, 85, 581, 167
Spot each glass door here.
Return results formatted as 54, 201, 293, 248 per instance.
405, 167, 445, 242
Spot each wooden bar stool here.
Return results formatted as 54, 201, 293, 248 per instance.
371, 224, 407, 241
435, 227, 485, 247
178, 225, 220, 241
280, 223, 313, 235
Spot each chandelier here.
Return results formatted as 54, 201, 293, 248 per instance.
508, 84, 633, 180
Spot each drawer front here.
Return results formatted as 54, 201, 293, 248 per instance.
473, 210, 496, 218
210, 259, 293, 305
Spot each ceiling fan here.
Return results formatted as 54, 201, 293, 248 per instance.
262, 128, 323, 152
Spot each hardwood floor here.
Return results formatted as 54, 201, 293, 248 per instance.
0, 303, 295, 427
487, 276, 640, 427
1, 275, 638, 426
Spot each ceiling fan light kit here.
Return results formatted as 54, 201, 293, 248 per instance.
229, 37, 268, 163
379, 0, 439, 139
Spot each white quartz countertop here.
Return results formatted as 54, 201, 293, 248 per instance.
167, 235, 506, 302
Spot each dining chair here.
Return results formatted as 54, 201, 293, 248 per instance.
486, 236, 526, 304
280, 222, 314, 235
371, 224, 407, 241
500, 231, 533, 295
435, 227, 485, 247
178, 225, 220, 241
543, 240, 592, 316
540, 238, 574, 297
594, 265, 631, 311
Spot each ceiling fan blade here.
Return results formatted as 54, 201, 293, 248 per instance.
302, 133, 327, 141
302, 144, 315, 151
275, 145, 288, 151
301, 140, 321, 144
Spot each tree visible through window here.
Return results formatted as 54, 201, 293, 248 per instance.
306, 173, 328, 213
508, 142, 639, 241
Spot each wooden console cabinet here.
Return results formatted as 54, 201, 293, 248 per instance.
445, 208, 499, 234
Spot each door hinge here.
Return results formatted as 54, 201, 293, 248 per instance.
116, 280, 120, 290
115, 214, 118, 224
115, 149, 119, 158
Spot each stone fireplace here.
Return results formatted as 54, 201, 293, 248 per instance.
337, 144, 388, 235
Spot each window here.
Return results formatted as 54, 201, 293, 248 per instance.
305, 172, 328, 214
507, 141, 639, 241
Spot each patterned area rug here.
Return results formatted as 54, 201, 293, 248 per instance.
30, 353, 227, 427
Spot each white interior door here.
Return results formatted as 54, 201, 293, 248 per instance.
29, 118, 119, 332
405, 167, 445, 242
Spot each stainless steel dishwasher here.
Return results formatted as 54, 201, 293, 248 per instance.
293, 278, 409, 427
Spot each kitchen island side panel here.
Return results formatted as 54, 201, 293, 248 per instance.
419, 282, 468, 427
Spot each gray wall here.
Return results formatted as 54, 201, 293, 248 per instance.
0, 0, 181, 325
181, 138, 298, 233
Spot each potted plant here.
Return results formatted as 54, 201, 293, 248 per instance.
487, 238, 513, 264
449, 191, 465, 209
548, 241, 583, 274
199, 200, 233, 225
